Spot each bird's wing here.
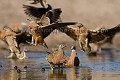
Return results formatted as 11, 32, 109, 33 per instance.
90, 24, 120, 43
46, 8, 62, 23
57, 27, 78, 41
38, 8, 62, 26
57, 23, 84, 41
40, 22, 77, 39
23, 4, 48, 20
16, 32, 32, 45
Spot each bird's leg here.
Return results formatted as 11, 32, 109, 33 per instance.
42, 42, 48, 48
78, 38, 82, 47
27, 36, 36, 45
20, 46, 28, 59
8, 44, 19, 59
58, 64, 60, 68
7, 46, 14, 58
40, 0, 47, 8
50, 64, 54, 70
78, 38, 83, 50
15, 49, 23, 59
84, 38, 91, 53
10, 45, 25, 59
31, 36, 35, 45
85, 38, 89, 47
29, 0, 39, 4
16, 51, 27, 59
16, 49, 28, 59
34, 37, 38, 46
7, 52, 15, 58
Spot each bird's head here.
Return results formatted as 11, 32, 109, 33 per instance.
3, 25, 12, 32
29, 21, 39, 30
45, 53, 53, 62
58, 44, 66, 49
79, 27, 89, 34
71, 46, 76, 50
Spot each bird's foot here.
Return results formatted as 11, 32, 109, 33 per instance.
7, 53, 16, 59
7, 55, 14, 59
16, 54, 26, 59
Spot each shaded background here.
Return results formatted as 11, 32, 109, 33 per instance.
0, 0, 120, 51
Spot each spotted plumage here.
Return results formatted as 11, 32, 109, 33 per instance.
58, 24, 120, 53
46, 45, 68, 70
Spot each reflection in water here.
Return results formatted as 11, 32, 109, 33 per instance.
66, 67, 80, 80
0, 59, 47, 80
47, 69, 67, 80
0, 59, 19, 80
0, 69, 18, 80
79, 67, 92, 80
70, 67, 78, 80
0, 51, 120, 80
87, 50, 115, 62
47, 67, 92, 80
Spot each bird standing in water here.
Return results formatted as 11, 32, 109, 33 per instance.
64, 46, 80, 67
46, 45, 68, 70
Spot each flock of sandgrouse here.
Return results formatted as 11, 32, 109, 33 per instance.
0, 0, 120, 69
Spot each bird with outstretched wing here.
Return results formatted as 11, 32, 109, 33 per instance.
89, 24, 120, 43
57, 24, 120, 53
57, 23, 83, 41
1, 22, 77, 59
29, 21, 78, 47
23, 4, 62, 23
23, 4, 52, 21
23, 0, 63, 24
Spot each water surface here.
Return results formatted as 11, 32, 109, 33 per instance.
0, 49, 120, 80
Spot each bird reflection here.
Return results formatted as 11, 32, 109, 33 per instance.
87, 49, 115, 63
47, 69, 67, 80
0, 58, 92, 80
47, 67, 92, 80
79, 67, 92, 80
68, 67, 80, 80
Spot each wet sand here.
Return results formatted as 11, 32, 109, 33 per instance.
0, 49, 120, 80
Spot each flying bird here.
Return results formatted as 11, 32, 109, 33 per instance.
2, 22, 77, 59
0, 27, 28, 59
23, 0, 62, 24
58, 24, 120, 54
23, 4, 62, 24
3, 23, 32, 45
23, 4, 52, 21
28, 21, 77, 46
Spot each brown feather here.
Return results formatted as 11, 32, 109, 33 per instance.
90, 24, 120, 43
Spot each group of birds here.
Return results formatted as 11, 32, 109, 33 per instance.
0, 0, 120, 69
46, 45, 80, 70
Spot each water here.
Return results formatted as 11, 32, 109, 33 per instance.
0, 50, 120, 80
